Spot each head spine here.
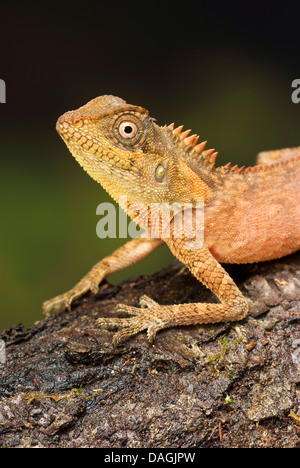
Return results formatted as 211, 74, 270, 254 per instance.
166, 123, 218, 171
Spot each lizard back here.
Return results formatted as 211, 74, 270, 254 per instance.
204, 153, 300, 263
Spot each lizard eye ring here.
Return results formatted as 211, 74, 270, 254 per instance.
118, 121, 138, 139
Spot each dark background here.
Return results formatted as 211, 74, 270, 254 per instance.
0, 1, 299, 329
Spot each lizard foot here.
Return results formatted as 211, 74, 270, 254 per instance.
43, 277, 102, 317
96, 295, 170, 345
43, 290, 82, 317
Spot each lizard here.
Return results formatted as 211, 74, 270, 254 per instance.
43, 95, 300, 345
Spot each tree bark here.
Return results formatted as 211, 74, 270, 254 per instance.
0, 253, 300, 448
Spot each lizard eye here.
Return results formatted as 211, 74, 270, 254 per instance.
118, 121, 138, 139
155, 164, 166, 182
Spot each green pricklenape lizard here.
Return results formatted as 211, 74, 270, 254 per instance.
43, 95, 300, 344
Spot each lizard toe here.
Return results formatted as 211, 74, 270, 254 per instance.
114, 303, 144, 316
139, 295, 159, 308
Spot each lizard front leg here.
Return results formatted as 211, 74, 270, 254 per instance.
43, 237, 163, 316
97, 240, 249, 345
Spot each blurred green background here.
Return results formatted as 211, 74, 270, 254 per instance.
0, 1, 299, 330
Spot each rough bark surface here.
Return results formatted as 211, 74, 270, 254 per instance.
0, 253, 300, 448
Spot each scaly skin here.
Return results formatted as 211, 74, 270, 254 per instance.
43, 95, 300, 344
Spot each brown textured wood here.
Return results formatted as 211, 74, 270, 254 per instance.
1, 253, 300, 448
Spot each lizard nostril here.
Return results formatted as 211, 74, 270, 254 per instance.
57, 112, 83, 127
72, 118, 83, 127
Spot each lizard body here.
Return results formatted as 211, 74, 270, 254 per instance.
43, 95, 300, 344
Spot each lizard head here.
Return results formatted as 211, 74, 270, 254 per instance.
56, 95, 215, 216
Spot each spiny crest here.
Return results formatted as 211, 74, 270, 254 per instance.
242, 155, 300, 173
217, 153, 300, 175
166, 123, 218, 170
166, 124, 300, 176
166, 123, 255, 175
217, 162, 245, 174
